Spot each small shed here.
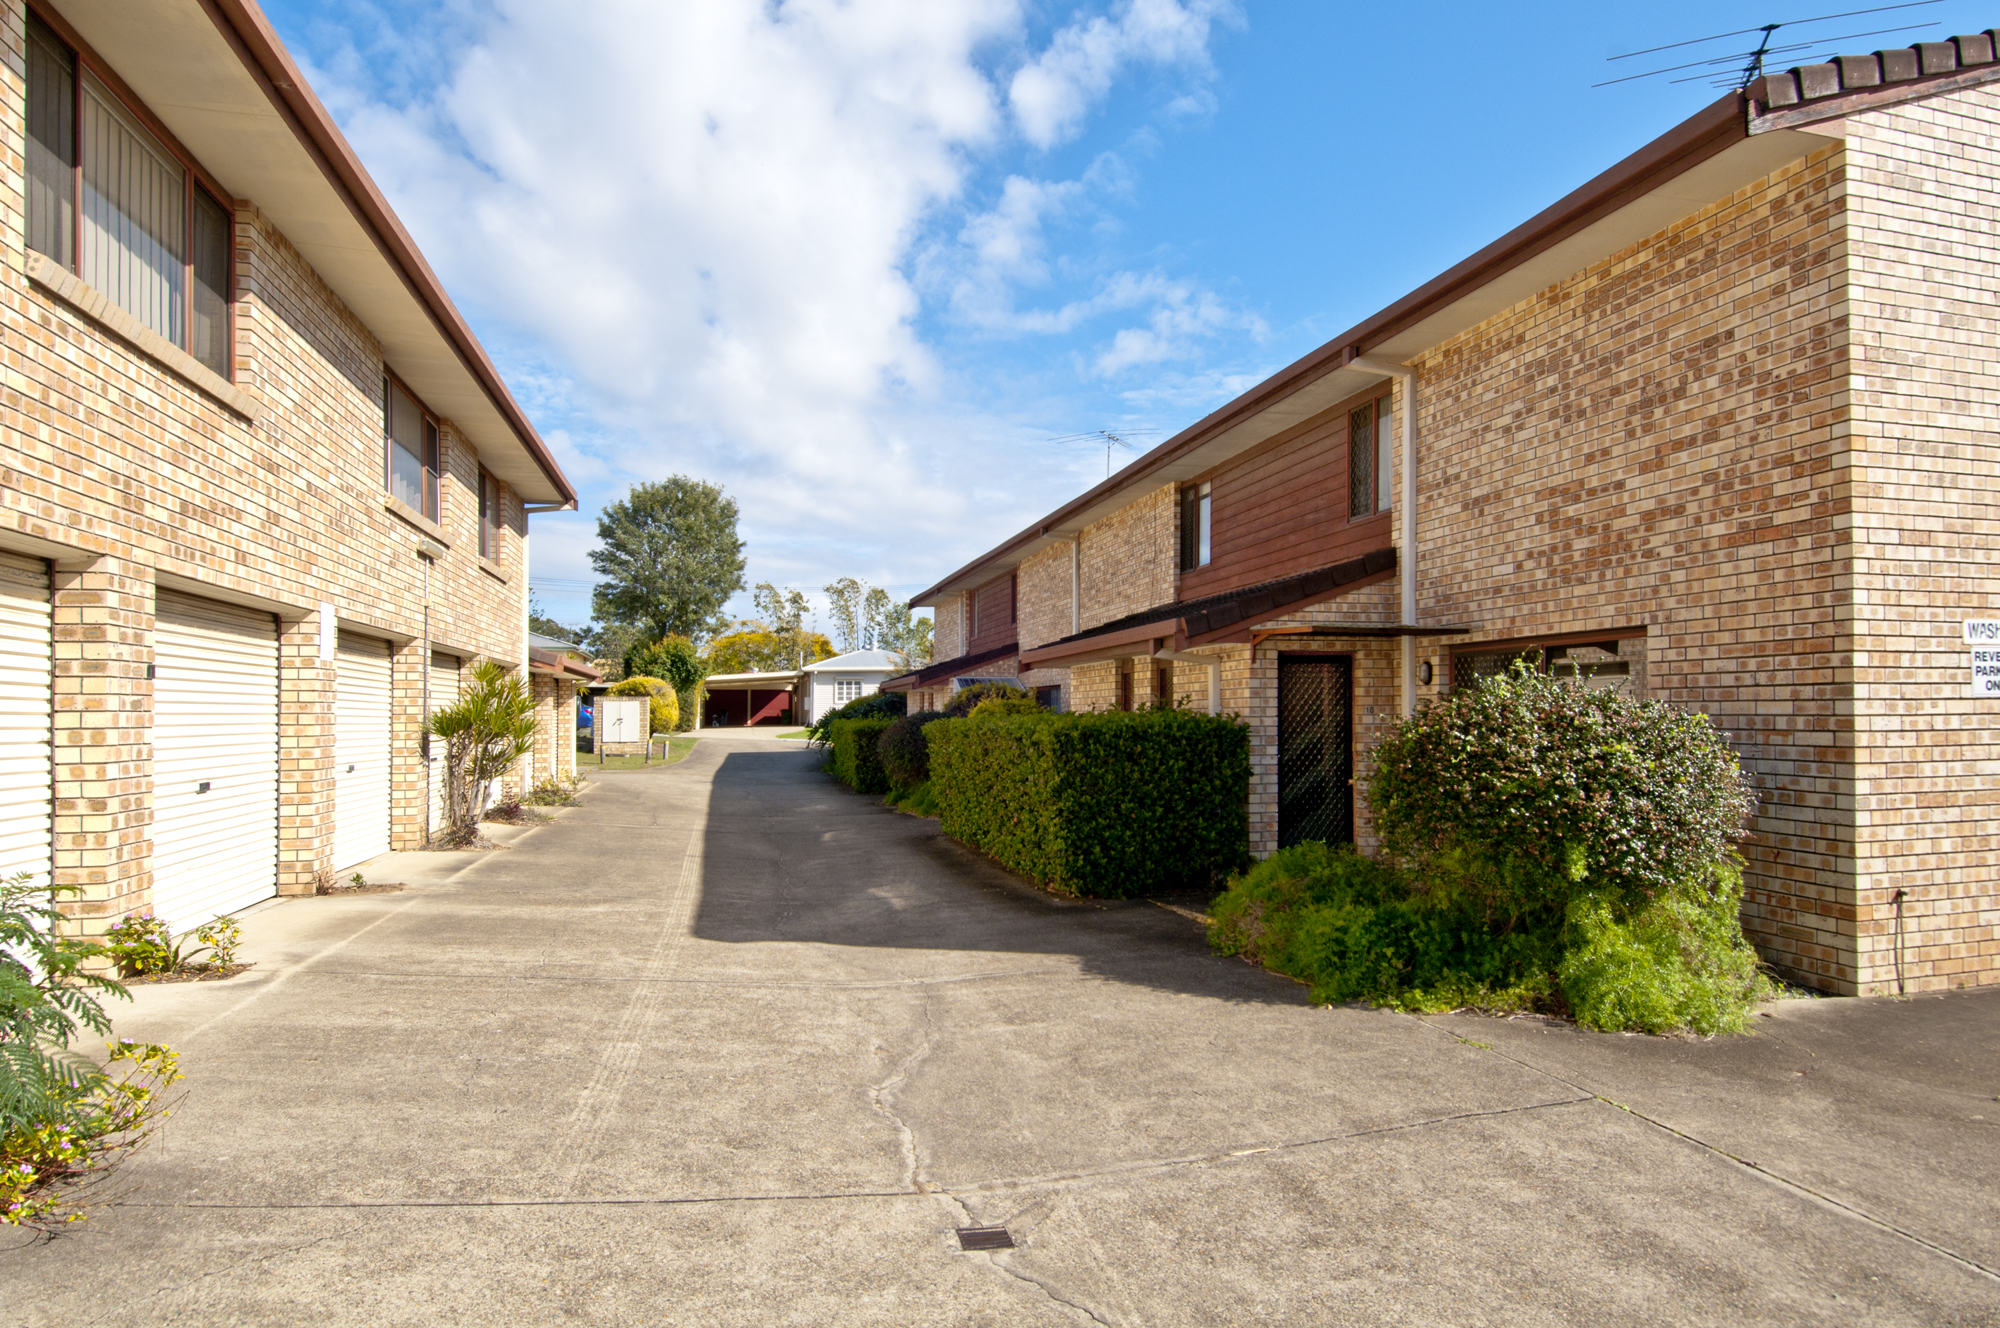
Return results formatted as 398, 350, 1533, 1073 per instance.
701, 669, 803, 728
801, 650, 907, 723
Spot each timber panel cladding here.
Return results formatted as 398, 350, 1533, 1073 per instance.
968, 571, 1016, 654
1176, 393, 1393, 603
1412, 144, 1852, 988
1841, 88, 2000, 993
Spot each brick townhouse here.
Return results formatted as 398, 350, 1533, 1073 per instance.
890, 33, 2000, 996
0, 0, 583, 939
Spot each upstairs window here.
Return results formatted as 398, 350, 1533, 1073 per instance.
385, 376, 440, 522
478, 469, 502, 561
25, 13, 232, 377
1179, 481, 1212, 571
1348, 393, 1393, 519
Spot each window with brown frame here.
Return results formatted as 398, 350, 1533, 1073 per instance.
1178, 480, 1211, 572
25, 11, 232, 377
478, 469, 502, 562
384, 375, 440, 522
1347, 392, 1393, 520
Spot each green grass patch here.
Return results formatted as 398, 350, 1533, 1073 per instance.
886, 781, 940, 817
577, 735, 698, 771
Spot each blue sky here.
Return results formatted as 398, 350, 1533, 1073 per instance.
259, 0, 1988, 634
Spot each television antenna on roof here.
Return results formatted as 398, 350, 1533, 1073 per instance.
1596, 1, 1943, 90
1044, 428, 1161, 478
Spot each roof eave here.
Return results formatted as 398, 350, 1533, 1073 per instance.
910, 90, 1760, 606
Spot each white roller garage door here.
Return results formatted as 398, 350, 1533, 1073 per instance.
426, 649, 461, 841
0, 553, 52, 886
334, 631, 393, 871
152, 591, 279, 932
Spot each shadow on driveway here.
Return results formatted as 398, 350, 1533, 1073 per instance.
691, 745, 1301, 1007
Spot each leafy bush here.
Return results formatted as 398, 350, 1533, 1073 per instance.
942, 681, 1025, 719
1369, 662, 1755, 916
831, 717, 896, 794
927, 709, 1249, 897
608, 675, 680, 734
624, 635, 704, 694
2, 873, 181, 1230
876, 711, 943, 789
1208, 666, 1766, 1034
1209, 844, 1563, 1012
807, 690, 906, 745
969, 696, 1043, 719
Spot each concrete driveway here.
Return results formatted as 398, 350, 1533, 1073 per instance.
5, 734, 1997, 1325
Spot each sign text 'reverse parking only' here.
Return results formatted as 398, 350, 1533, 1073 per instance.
1966, 621, 2000, 696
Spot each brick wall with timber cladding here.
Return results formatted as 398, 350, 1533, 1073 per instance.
1177, 394, 1394, 603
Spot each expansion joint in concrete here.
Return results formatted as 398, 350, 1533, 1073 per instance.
1413, 1016, 2000, 1286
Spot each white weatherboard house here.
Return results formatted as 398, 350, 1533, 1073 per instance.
801, 651, 906, 722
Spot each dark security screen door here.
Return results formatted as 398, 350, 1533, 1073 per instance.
1278, 655, 1354, 848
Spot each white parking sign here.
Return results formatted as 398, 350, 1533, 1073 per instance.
1974, 647, 2000, 697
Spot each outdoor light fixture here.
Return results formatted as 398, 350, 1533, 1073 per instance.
1418, 661, 1433, 686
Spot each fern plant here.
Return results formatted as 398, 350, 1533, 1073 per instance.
0, 873, 128, 1135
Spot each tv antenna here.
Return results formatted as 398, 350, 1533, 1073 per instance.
1596, 1, 1943, 91
1045, 428, 1161, 478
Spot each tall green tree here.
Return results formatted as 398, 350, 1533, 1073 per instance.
590, 478, 746, 643
753, 582, 819, 668
823, 577, 863, 652
879, 603, 933, 665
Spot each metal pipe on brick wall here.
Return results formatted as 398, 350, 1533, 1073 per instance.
1350, 356, 1418, 719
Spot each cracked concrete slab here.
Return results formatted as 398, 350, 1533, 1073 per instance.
3, 734, 1996, 1325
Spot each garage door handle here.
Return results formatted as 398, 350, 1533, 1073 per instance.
196, 781, 212, 794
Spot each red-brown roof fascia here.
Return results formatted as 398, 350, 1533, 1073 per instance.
912, 90, 1749, 606
197, 0, 577, 509
529, 647, 601, 681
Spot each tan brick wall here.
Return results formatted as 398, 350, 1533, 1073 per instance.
932, 593, 967, 661
1079, 484, 1178, 630
1018, 540, 1074, 650
1841, 89, 2000, 993
1412, 144, 1854, 989
0, 4, 544, 923
49, 557, 152, 926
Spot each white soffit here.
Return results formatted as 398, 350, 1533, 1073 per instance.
50, 0, 566, 504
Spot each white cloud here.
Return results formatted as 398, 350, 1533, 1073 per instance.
298, 0, 1247, 611
1008, 0, 1234, 149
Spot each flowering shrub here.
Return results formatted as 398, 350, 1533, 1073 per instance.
1, 1040, 180, 1231
1, 873, 183, 1231
103, 912, 240, 978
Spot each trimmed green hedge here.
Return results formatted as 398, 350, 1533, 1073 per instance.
927, 710, 1249, 897
831, 718, 896, 794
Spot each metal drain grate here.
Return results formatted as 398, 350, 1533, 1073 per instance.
956, 1226, 1015, 1251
